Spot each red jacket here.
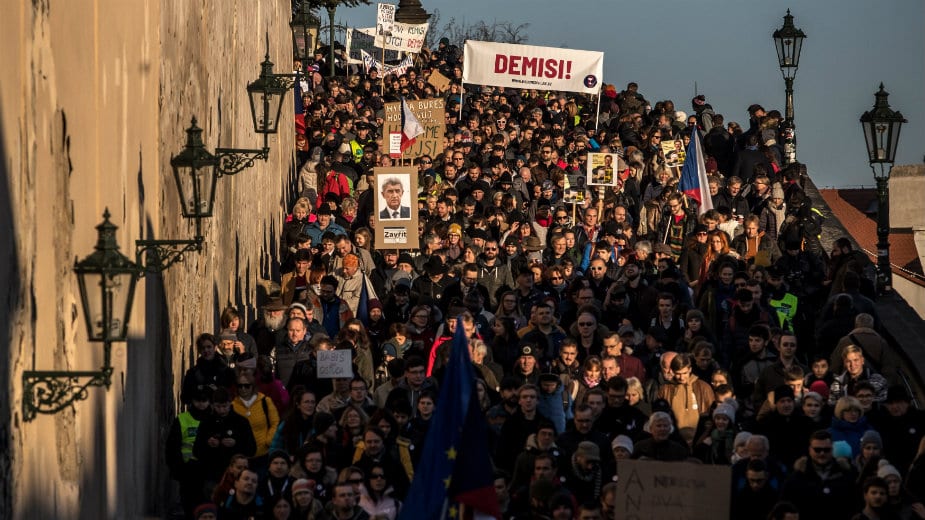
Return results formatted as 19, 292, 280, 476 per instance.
318, 170, 351, 208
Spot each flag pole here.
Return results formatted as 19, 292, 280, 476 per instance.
594, 92, 601, 132
381, 45, 386, 97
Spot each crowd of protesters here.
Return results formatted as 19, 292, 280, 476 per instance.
168, 36, 925, 520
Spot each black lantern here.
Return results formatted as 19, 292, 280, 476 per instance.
74, 209, 140, 343
246, 54, 288, 135
291, 1, 320, 63
860, 83, 906, 293
170, 118, 219, 219
861, 83, 906, 176
773, 9, 805, 80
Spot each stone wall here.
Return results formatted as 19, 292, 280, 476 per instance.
0, 1, 295, 517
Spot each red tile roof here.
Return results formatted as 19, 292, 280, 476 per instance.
819, 188, 924, 286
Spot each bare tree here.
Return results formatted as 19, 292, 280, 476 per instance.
427, 9, 529, 48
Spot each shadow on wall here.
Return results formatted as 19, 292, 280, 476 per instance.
0, 103, 20, 519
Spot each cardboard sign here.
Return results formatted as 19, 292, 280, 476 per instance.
316, 350, 353, 379
427, 69, 451, 93
374, 168, 420, 250
383, 98, 445, 159
616, 460, 730, 520
463, 40, 604, 94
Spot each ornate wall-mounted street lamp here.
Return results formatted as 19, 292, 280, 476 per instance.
22, 33, 300, 420
860, 83, 906, 292
291, 1, 321, 63
773, 9, 806, 165
22, 210, 139, 420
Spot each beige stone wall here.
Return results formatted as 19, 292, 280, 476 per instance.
1, 1, 295, 517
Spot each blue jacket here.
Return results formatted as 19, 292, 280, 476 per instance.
303, 221, 347, 245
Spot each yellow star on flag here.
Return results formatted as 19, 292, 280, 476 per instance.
446, 446, 458, 460
448, 505, 459, 518
444, 475, 452, 489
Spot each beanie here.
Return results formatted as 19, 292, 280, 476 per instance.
773, 384, 795, 403
292, 478, 316, 495
877, 461, 901, 480
860, 430, 883, 450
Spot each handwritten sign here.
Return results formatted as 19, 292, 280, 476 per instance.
316, 350, 353, 379
381, 21, 429, 54
376, 3, 395, 38
616, 460, 730, 520
389, 132, 402, 158
383, 98, 445, 159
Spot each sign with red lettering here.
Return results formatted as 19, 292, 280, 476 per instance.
463, 41, 604, 94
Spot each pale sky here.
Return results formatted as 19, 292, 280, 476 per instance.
339, 0, 924, 188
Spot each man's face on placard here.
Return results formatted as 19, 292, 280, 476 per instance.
382, 180, 404, 211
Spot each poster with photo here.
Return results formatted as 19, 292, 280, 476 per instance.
374, 168, 419, 249
662, 139, 686, 168
587, 152, 620, 186
563, 174, 588, 204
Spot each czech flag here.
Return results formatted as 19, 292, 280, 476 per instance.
400, 97, 425, 152
679, 126, 714, 215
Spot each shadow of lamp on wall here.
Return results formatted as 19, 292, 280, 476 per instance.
21, 34, 299, 421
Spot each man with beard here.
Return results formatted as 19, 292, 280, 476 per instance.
477, 239, 514, 309
248, 298, 289, 356
370, 249, 399, 297
619, 261, 659, 327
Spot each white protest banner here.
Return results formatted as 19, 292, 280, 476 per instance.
389, 132, 402, 158
360, 50, 414, 76
616, 460, 730, 520
349, 28, 400, 64
376, 3, 395, 39
463, 40, 604, 94
316, 350, 353, 379
381, 22, 429, 54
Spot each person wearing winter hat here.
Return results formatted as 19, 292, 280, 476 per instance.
857, 430, 883, 469
193, 503, 218, 520
562, 441, 604, 505
291, 477, 324, 518
611, 435, 634, 459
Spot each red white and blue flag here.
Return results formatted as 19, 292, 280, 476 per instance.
679, 126, 713, 215
400, 97, 424, 152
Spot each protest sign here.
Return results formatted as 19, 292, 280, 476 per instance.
376, 3, 395, 39
389, 132, 402, 158
374, 168, 420, 250
381, 21, 429, 54
348, 28, 400, 64
587, 152, 622, 186
383, 98, 445, 159
427, 69, 451, 93
360, 50, 414, 76
316, 350, 353, 379
563, 175, 587, 204
463, 40, 604, 94
662, 140, 686, 168
616, 460, 730, 520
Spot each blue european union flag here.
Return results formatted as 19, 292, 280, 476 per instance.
398, 317, 500, 520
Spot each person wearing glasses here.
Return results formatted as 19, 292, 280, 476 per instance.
359, 462, 402, 519
780, 430, 858, 519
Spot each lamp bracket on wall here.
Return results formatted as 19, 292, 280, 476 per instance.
22, 368, 113, 421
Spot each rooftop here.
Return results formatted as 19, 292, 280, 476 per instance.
818, 188, 924, 286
